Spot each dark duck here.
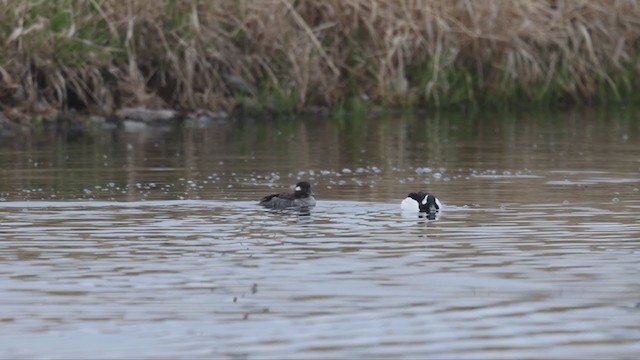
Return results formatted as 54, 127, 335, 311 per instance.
259, 181, 316, 209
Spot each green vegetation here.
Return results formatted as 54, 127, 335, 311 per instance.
1, 0, 640, 122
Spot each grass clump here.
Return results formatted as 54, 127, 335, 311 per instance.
1, 0, 640, 122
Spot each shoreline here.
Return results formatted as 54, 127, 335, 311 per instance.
1, 102, 637, 140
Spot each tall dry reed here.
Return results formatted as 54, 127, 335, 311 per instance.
1, 0, 640, 121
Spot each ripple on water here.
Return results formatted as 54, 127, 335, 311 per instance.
1, 199, 640, 358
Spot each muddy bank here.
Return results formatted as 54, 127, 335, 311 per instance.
0, 107, 231, 138
0, 105, 339, 140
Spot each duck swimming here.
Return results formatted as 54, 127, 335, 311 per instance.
259, 181, 316, 209
401, 192, 442, 213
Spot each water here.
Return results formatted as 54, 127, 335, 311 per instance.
1, 110, 640, 358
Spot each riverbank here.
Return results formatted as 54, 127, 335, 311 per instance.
1, 0, 640, 127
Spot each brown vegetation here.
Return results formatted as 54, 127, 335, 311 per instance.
1, 0, 640, 124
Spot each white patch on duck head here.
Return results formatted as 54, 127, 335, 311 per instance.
295, 185, 302, 191
421, 194, 429, 205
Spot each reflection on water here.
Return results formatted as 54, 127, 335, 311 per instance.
1, 110, 640, 358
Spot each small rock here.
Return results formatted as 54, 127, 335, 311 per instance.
115, 107, 177, 123
187, 110, 230, 127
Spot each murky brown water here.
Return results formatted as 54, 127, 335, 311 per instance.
1, 110, 640, 358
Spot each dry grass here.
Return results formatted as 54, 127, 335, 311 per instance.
1, 0, 640, 122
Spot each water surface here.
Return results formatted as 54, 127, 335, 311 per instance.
1, 110, 640, 358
